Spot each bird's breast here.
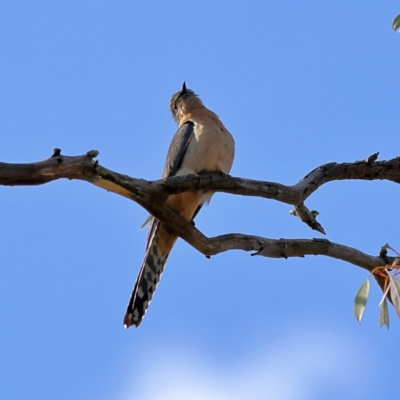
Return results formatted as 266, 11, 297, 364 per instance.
177, 119, 235, 176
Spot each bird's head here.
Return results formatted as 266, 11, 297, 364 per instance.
169, 82, 204, 124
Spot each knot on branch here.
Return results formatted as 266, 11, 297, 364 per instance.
364, 152, 379, 166
86, 150, 100, 159
52, 148, 62, 157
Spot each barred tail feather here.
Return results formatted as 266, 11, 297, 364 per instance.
123, 220, 176, 328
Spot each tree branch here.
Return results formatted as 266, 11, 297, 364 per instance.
0, 149, 398, 287
1, 149, 400, 236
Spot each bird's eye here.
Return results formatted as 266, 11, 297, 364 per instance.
173, 102, 178, 111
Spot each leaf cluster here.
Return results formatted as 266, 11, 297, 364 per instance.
354, 244, 400, 329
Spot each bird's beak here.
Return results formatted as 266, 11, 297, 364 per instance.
181, 81, 187, 94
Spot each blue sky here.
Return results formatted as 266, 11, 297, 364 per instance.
1, 1, 399, 399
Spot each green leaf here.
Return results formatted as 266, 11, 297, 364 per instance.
381, 243, 390, 250
354, 279, 370, 324
392, 14, 400, 31
379, 298, 390, 329
388, 274, 400, 318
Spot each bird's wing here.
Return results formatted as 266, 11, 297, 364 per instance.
139, 120, 195, 229
162, 121, 194, 178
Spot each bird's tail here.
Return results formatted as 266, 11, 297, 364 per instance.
123, 220, 177, 328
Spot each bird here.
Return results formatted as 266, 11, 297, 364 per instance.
123, 82, 235, 328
